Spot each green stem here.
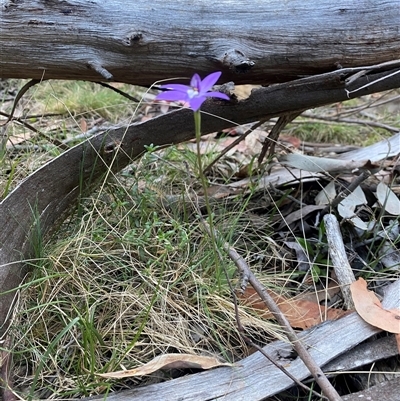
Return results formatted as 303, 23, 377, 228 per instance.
194, 110, 220, 278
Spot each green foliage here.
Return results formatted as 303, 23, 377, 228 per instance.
33, 81, 137, 121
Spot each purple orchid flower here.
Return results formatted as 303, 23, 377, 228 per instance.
156, 71, 229, 111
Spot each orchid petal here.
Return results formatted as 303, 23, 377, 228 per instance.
188, 96, 207, 111
156, 91, 188, 102
198, 71, 222, 94
155, 71, 229, 111
159, 84, 191, 92
190, 73, 202, 89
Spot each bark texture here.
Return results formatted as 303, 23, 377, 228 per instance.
1, 0, 400, 85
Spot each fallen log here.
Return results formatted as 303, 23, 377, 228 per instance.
1, 0, 400, 85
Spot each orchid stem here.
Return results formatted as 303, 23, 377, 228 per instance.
194, 110, 220, 277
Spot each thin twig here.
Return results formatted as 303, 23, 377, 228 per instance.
95, 81, 142, 103
0, 114, 69, 150
258, 110, 304, 164
196, 213, 327, 399
301, 113, 400, 134
0, 79, 43, 126
203, 120, 268, 173
200, 219, 342, 401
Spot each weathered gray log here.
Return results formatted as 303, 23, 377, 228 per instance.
1, 0, 400, 85
323, 335, 399, 374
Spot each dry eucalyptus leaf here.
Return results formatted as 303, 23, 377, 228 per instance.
338, 185, 369, 229
350, 277, 400, 334
284, 240, 312, 271
280, 205, 325, 228
240, 287, 347, 330
376, 181, 400, 215
339, 185, 367, 210
337, 204, 369, 230
98, 354, 235, 378
315, 181, 336, 205
378, 240, 400, 271
279, 154, 377, 174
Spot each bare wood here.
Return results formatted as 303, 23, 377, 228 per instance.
342, 376, 400, 401
1, 0, 400, 85
323, 214, 356, 309
324, 335, 398, 374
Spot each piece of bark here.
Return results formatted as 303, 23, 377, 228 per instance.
323, 335, 398, 373
1, 1, 400, 85
324, 214, 356, 309
341, 376, 400, 401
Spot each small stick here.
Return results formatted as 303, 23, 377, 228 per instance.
87, 60, 113, 80
323, 214, 356, 309
0, 79, 42, 126
203, 120, 267, 173
196, 213, 328, 400
201, 220, 343, 401
95, 82, 141, 103
258, 110, 304, 163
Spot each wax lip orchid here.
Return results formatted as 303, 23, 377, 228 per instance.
156, 71, 229, 111
155, 72, 229, 266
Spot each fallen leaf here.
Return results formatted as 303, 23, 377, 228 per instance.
79, 117, 87, 133
240, 287, 347, 330
315, 181, 336, 205
339, 185, 367, 210
284, 241, 312, 272
378, 240, 400, 271
350, 277, 400, 334
338, 185, 369, 230
280, 205, 325, 229
376, 181, 400, 215
98, 354, 235, 378
279, 154, 378, 174
279, 135, 302, 149
396, 333, 400, 353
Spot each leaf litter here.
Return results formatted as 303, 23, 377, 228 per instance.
350, 277, 400, 351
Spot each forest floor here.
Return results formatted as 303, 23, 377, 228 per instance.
0, 79, 399, 400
